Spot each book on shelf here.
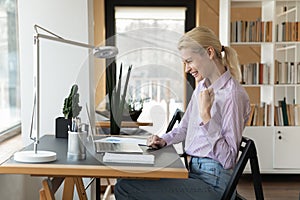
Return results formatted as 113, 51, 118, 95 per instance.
292, 22, 296, 41
240, 62, 270, 85
294, 105, 300, 126
252, 104, 258, 126
297, 63, 300, 84
276, 61, 300, 84
246, 103, 269, 126
274, 105, 279, 126
246, 104, 256, 126
265, 21, 273, 42
296, 21, 299, 41
276, 105, 284, 126
287, 104, 295, 126
276, 21, 300, 42
256, 103, 264, 126
274, 60, 279, 84
231, 20, 272, 42
278, 62, 288, 84
275, 98, 300, 126
279, 97, 289, 126
266, 104, 272, 126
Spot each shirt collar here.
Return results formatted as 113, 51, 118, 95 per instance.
201, 70, 232, 92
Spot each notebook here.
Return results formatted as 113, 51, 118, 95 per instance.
86, 104, 143, 154
103, 153, 154, 164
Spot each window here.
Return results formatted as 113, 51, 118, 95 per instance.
105, 0, 195, 135
0, 0, 20, 137
115, 7, 186, 134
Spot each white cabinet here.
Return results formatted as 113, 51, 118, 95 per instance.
243, 127, 273, 173
221, 0, 300, 173
274, 127, 300, 169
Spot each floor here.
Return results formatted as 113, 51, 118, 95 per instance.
238, 174, 300, 200
104, 174, 300, 200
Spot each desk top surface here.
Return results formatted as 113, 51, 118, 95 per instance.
0, 135, 188, 179
96, 121, 153, 128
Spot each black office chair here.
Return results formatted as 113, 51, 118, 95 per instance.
221, 136, 264, 200
166, 108, 184, 132
166, 108, 189, 169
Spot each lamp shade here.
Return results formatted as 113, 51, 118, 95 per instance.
94, 46, 118, 58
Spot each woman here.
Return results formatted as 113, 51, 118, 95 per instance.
114, 26, 250, 200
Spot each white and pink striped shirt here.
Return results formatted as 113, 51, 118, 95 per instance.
161, 70, 250, 169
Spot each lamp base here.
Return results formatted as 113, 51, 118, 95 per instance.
14, 150, 57, 163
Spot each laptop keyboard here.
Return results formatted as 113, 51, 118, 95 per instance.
95, 142, 117, 152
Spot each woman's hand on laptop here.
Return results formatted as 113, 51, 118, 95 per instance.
147, 135, 166, 149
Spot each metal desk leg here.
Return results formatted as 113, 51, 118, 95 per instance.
96, 178, 101, 200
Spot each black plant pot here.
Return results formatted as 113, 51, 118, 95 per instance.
55, 117, 72, 138
122, 110, 142, 121
130, 110, 142, 121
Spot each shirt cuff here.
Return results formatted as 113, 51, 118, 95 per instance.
161, 133, 173, 146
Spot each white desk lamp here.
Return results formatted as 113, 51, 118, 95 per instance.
14, 25, 118, 163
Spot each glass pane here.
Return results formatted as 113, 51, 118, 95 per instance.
115, 7, 185, 135
0, 0, 20, 133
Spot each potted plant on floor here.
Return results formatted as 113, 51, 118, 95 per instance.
107, 63, 132, 134
55, 84, 82, 138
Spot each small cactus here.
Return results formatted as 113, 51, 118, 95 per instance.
63, 84, 82, 119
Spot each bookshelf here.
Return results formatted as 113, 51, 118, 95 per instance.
220, 0, 300, 173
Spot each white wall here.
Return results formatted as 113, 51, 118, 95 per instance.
0, 1, 94, 199
18, 0, 93, 144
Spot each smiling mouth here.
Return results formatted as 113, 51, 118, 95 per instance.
191, 71, 198, 77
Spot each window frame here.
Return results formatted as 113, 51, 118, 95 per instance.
0, 0, 21, 141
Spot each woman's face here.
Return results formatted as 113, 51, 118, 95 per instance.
180, 47, 213, 82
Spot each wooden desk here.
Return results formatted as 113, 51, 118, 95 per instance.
96, 121, 153, 128
0, 135, 187, 199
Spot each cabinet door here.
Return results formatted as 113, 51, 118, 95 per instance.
274, 127, 300, 169
243, 127, 273, 172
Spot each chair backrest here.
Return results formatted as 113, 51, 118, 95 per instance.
166, 109, 189, 168
166, 108, 184, 132
221, 136, 264, 200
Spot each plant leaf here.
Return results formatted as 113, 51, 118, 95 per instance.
118, 65, 132, 122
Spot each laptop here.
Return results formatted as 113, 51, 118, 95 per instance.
86, 104, 143, 154
94, 141, 143, 154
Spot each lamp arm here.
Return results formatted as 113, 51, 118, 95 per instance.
36, 33, 96, 49
34, 24, 64, 39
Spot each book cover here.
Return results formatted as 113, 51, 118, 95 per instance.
246, 104, 256, 126
274, 60, 279, 84
280, 97, 289, 126
103, 153, 155, 164
294, 104, 300, 126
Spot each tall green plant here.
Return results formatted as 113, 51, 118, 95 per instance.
107, 63, 132, 134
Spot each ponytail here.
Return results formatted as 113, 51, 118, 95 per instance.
222, 46, 241, 82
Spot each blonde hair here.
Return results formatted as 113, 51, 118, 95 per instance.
178, 26, 241, 81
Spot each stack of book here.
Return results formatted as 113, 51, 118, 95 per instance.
276, 21, 300, 42
231, 19, 272, 42
240, 62, 270, 85
274, 97, 300, 126
274, 60, 300, 84
246, 102, 271, 126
